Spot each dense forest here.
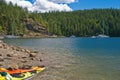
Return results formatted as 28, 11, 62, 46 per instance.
40, 9, 120, 37
0, 0, 120, 37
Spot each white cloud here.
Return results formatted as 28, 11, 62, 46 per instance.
17, 1, 32, 8
5, 0, 76, 13
48, 0, 76, 3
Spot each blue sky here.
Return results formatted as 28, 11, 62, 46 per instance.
26, 0, 35, 4
27, 0, 120, 10
69, 0, 120, 10
7, 0, 119, 12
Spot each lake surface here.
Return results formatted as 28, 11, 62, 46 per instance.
3, 38, 120, 80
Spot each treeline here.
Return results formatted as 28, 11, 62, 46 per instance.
0, 0, 120, 37
40, 9, 120, 37
0, 0, 28, 35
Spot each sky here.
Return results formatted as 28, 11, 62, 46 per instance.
5, 0, 120, 12
69, 0, 120, 10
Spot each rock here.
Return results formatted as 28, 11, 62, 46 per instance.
15, 46, 22, 51
21, 49, 26, 52
41, 53, 45, 54
29, 53, 36, 57
22, 56, 27, 59
21, 60, 27, 63
16, 48, 20, 51
40, 59, 43, 62
0, 54, 2, 56
4, 57, 12, 60
0, 57, 4, 61
17, 57, 21, 59
0, 44, 3, 48
6, 54, 13, 57
31, 57, 39, 61
21, 65, 32, 69
9, 64, 19, 69
33, 51, 39, 53
30, 57, 36, 60
38, 65, 45, 68
11, 46, 16, 50
0, 64, 3, 66
26, 49, 31, 53
0, 40, 3, 43
2, 44, 7, 49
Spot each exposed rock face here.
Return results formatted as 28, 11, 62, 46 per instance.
23, 18, 51, 38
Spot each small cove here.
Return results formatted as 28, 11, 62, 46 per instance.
3, 37, 120, 80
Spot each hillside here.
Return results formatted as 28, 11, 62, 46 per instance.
40, 9, 120, 37
0, 0, 120, 37
0, 0, 51, 37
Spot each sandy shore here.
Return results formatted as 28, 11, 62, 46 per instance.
0, 40, 74, 80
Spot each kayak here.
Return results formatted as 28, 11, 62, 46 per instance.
0, 75, 5, 80
0, 67, 45, 80
0, 71, 35, 80
0, 66, 44, 74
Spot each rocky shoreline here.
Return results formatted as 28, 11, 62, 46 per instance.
0, 40, 44, 69
0, 40, 74, 80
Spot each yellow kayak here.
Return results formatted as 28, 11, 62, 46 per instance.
0, 67, 45, 80
0, 66, 45, 74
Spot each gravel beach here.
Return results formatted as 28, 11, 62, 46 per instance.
0, 40, 74, 80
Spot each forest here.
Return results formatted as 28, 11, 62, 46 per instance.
0, 0, 120, 37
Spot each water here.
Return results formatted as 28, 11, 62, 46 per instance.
3, 38, 120, 80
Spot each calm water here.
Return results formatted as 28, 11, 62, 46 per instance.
3, 38, 120, 80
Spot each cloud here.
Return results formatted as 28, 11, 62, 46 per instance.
48, 0, 76, 3
5, 0, 76, 13
5, 0, 32, 8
